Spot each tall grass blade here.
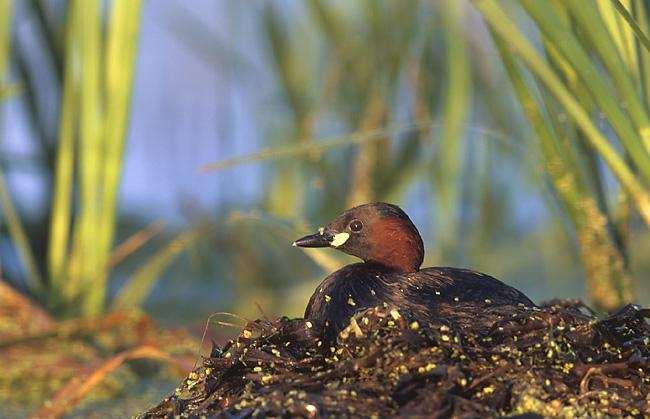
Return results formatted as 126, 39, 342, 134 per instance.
618, 0, 638, 75
611, 0, 650, 54
493, 33, 630, 310
200, 123, 427, 172
49, 4, 77, 306
0, 166, 44, 294
598, 0, 627, 57
0, 0, 44, 294
521, 0, 650, 166
91, 0, 144, 314
112, 231, 197, 310
630, 1, 650, 107
474, 0, 650, 226
0, 83, 22, 99
108, 221, 166, 269
262, 5, 314, 217
52, 0, 145, 316
562, 1, 650, 151
347, 92, 386, 207
75, 0, 104, 315
434, 0, 471, 261
0, 0, 11, 89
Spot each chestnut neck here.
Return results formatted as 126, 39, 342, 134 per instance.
365, 218, 424, 273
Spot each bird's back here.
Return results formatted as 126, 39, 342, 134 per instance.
305, 264, 534, 343
406, 267, 534, 306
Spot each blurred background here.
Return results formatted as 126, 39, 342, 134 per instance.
2, 0, 650, 416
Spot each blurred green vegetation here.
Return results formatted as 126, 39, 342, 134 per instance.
1, 0, 650, 327
0, 0, 197, 318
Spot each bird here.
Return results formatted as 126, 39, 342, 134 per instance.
293, 202, 535, 342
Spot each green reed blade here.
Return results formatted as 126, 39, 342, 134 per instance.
563, 0, 650, 151
48, 2, 78, 306
112, 231, 197, 310
93, 0, 144, 311
434, 0, 471, 261
494, 31, 630, 309
0, 166, 44, 294
520, 0, 650, 174
0, 0, 44, 295
200, 123, 427, 172
474, 0, 650, 226
599, 0, 639, 79
611, 0, 650, 54
630, 1, 650, 107
0, 0, 11, 87
74, 0, 104, 316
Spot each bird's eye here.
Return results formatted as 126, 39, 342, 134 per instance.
349, 219, 363, 232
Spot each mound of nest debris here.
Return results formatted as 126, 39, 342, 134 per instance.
141, 300, 650, 418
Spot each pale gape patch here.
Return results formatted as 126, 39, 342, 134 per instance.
330, 232, 350, 247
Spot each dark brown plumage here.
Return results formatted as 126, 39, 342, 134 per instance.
294, 202, 534, 342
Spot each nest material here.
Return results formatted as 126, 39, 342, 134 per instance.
141, 300, 650, 418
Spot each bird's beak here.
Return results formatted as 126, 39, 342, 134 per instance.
293, 227, 350, 248
293, 227, 334, 248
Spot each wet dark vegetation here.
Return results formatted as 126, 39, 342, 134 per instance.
143, 300, 650, 418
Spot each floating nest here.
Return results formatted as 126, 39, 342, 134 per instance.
141, 300, 650, 418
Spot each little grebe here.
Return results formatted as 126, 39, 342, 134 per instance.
294, 202, 535, 342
